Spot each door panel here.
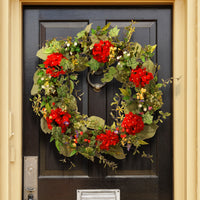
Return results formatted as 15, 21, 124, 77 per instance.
23, 6, 172, 200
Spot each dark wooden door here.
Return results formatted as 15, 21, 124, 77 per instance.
23, 6, 172, 200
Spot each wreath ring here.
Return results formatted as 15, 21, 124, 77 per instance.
31, 22, 171, 170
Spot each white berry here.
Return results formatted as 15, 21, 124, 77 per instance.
143, 107, 147, 112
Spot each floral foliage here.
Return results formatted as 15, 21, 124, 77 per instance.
129, 66, 154, 87
46, 108, 71, 133
96, 130, 119, 150
31, 22, 171, 170
92, 40, 113, 63
121, 112, 144, 135
44, 53, 66, 77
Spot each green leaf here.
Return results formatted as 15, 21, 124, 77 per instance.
45, 103, 51, 113
109, 66, 117, 75
87, 116, 105, 129
33, 69, 40, 83
59, 143, 75, 157
70, 74, 78, 80
150, 44, 157, 53
114, 66, 130, 83
60, 48, 65, 54
159, 111, 171, 119
88, 58, 101, 71
142, 112, 153, 125
157, 83, 163, 88
98, 35, 108, 41
101, 73, 113, 83
50, 136, 54, 142
80, 152, 94, 162
37, 69, 45, 76
65, 94, 78, 111
52, 126, 62, 136
141, 56, 146, 63
77, 30, 86, 39
40, 117, 51, 134
74, 64, 88, 72
36, 48, 50, 60
91, 29, 96, 34
55, 140, 61, 152
70, 80, 74, 94
31, 84, 39, 95
90, 34, 100, 48
109, 25, 120, 37
60, 58, 68, 70
38, 64, 45, 68
135, 42, 142, 54
124, 102, 138, 114
85, 147, 95, 156
69, 150, 77, 157
123, 96, 130, 100
44, 48, 54, 54
110, 122, 116, 130
74, 121, 87, 132
136, 124, 158, 140
102, 23, 111, 31
127, 57, 139, 69
101, 67, 117, 83
85, 23, 93, 33
57, 85, 68, 97
90, 34, 99, 43
138, 140, 149, 145
142, 59, 156, 74
119, 88, 130, 97
107, 146, 126, 160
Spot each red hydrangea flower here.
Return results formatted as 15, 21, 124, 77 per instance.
46, 108, 71, 133
43, 53, 66, 77
92, 40, 113, 63
129, 66, 154, 87
121, 112, 144, 135
96, 130, 119, 150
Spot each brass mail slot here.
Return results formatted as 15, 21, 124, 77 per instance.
77, 189, 120, 200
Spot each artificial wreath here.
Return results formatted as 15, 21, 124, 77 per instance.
31, 22, 171, 170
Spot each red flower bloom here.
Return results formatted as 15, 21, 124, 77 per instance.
44, 53, 64, 68
46, 108, 71, 133
120, 134, 127, 138
43, 53, 66, 77
129, 66, 154, 87
96, 130, 119, 150
92, 40, 113, 63
121, 112, 144, 135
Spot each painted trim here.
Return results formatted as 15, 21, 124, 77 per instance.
173, 0, 187, 199
0, 0, 10, 200
20, 0, 174, 5
0, 0, 199, 200
197, 0, 200, 199
186, 0, 198, 199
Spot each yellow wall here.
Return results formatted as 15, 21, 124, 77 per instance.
0, 0, 199, 200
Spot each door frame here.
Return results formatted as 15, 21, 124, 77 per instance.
0, 0, 199, 200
